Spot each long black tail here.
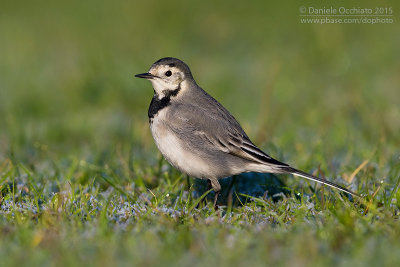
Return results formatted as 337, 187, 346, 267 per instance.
282, 166, 360, 197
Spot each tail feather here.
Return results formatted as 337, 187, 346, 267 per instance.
283, 167, 360, 197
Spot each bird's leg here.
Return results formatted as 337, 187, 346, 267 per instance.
210, 179, 221, 210
207, 179, 212, 191
213, 190, 221, 210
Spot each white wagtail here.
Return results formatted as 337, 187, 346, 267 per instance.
135, 57, 359, 208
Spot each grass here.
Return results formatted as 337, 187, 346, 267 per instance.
1, 0, 400, 266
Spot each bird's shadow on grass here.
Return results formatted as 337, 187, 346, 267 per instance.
193, 172, 291, 207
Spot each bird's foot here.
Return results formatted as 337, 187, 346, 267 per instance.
213, 190, 220, 211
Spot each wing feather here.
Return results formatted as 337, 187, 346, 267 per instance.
166, 102, 287, 167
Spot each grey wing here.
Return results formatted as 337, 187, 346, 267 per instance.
166, 102, 288, 167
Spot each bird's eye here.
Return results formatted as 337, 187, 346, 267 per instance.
165, 70, 172, 77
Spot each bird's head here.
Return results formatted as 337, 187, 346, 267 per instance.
135, 57, 194, 98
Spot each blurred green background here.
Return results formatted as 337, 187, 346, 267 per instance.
1, 0, 400, 265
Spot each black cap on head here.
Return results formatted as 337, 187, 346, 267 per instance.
152, 57, 193, 79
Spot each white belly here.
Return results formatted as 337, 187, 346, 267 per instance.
150, 114, 211, 179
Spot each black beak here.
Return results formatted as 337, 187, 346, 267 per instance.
135, 73, 157, 79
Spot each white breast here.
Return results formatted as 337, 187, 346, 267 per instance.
149, 109, 211, 179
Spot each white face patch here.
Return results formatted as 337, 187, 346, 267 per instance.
150, 79, 169, 98
148, 65, 184, 97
